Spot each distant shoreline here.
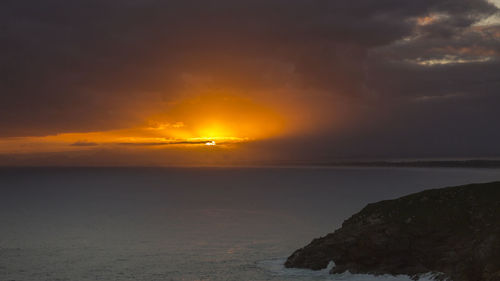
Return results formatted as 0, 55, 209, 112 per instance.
314, 160, 500, 168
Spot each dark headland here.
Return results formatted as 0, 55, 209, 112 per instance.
285, 182, 500, 281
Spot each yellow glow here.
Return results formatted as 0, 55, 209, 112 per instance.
0, 93, 286, 153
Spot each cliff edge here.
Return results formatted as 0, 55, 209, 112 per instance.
285, 182, 500, 281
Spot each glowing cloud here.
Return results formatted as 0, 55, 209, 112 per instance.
0, 93, 285, 154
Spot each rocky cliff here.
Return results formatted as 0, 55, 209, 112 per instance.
285, 182, 500, 281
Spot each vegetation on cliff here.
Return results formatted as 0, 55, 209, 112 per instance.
285, 182, 500, 281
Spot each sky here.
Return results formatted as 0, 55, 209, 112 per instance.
1, 0, 499, 166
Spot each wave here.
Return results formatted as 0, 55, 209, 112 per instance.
256, 258, 439, 281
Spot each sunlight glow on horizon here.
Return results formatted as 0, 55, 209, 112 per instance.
205, 141, 216, 146
0, 93, 286, 154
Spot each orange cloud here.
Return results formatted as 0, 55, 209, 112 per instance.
0, 93, 286, 154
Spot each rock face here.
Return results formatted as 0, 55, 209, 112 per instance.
285, 182, 500, 281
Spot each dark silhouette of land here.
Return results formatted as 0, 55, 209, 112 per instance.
286, 181, 500, 281
317, 160, 500, 168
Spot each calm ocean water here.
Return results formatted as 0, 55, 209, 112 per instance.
1, 167, 499, 281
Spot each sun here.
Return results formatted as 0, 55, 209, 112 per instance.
0, 93, 287, 153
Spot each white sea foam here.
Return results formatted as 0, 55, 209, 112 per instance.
257, 258, 439, 281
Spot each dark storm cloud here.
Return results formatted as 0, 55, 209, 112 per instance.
1, 0, 499, 159
71, 141, 98, 147
118, 140, 212, 146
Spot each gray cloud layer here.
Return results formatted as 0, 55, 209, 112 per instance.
1, 0, 499, 160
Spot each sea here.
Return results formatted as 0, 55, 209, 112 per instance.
1, 166, 499, 281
